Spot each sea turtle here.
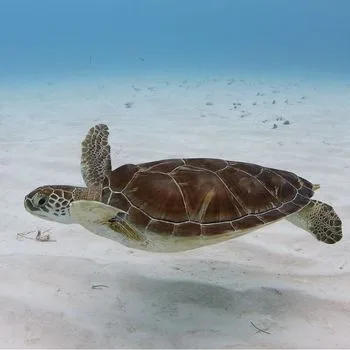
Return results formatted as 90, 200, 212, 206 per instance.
24, 124, 342, 252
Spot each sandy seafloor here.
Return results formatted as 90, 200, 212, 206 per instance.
0, 72, 350, 348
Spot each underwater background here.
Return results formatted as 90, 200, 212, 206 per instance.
1, 0, 349, 82
1, 1, 350, 348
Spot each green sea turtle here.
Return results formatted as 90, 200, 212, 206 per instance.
24, 124, 342, 252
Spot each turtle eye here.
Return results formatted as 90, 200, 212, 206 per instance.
38, 197, 46, 206
34, 195, 47, 207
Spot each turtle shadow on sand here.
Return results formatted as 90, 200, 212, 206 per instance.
2, 253, 346, 348
122, 274, 285, 312
88, 272, 340, 348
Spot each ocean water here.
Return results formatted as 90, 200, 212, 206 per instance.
0, 0, 349, 82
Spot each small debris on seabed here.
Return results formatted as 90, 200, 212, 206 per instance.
339, 262, 347, 270
91, 284, 109, 290
131, 85, 141, 92
16, 229, 56, 242
250, 321, 271, 335
272, 123, 278, 129
283, 120, 291, 125
206, 101, 213, 106
124, 102, 134, 109
36, 229, 52, 242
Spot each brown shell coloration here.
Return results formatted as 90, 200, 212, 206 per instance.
101, 158, 314, 236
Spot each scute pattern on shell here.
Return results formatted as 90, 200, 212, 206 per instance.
101, 158, 314, 236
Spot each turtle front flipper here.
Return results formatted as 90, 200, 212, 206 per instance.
287, 200, 342, 244
80, 124, 112, 187
70, 200, 149, 248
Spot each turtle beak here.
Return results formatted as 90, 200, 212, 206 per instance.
24, 196, 38, 213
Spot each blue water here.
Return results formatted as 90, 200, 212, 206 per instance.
0, 0, 349, 81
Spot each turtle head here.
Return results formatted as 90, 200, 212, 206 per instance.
24, 185, 84, 224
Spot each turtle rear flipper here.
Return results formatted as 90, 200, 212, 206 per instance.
287, 199, 342, 244
70, 200, 147, 246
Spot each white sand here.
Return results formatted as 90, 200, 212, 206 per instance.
0, 73, 350, 348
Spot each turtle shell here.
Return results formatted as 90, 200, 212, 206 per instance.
101, 158, 314, 237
